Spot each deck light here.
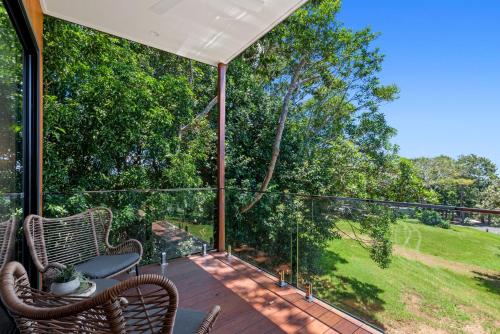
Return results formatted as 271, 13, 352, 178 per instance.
161, 252, 168, 276
305, 282, 314, 302
202, 243, 207, 256
277, 270, 287, 288
227, 245, 232, 260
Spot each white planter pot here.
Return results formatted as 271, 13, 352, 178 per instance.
50, 277, 80, 296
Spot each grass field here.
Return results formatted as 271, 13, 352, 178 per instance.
392, 219, 500, 271
319, 220, 500, 334
167, 218, 214, 243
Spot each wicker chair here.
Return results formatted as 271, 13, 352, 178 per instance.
0, 217, 16, 270
0, 217, 17, 334
24, 207, 143, 281
0, 261, 221, 334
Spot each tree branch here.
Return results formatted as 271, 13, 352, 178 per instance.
298, 74, 321, 86
179, 96, 218, 137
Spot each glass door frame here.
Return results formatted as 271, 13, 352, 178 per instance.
2, 0, 40, 278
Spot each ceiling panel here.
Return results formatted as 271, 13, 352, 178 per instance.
41, 0, 307, 66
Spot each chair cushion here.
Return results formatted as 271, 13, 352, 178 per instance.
173, 308, 208, 334
75, 253, 140, 278
124, 307, 207, 334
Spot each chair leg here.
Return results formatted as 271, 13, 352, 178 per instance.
135, 264, 139, 276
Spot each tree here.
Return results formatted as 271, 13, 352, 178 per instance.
239, 0, 398, 212
413, 155, 498, 207
456, 154, 498, 206
43, 18, 214, 192
479, 180, 500, 225
387, 158, 437, 203
480, 180, 500, 209
413, 156, 469, 206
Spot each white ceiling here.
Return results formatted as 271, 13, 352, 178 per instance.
40, 0, 307, 66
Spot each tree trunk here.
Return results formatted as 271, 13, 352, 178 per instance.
241, 59, 306, 213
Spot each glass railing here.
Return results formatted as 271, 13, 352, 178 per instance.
225, 188, 500, 333
43, 188, 217, 264
40, 187, 499, 332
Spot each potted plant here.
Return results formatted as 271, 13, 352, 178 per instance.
50, 265, 82, 295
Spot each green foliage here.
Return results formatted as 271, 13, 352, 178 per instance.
479, 180, 500, 209
177, 237, 196, 257
54, 265, 80, 283
417, 210, 450, 229
413, 155, 498, 208
225, 0, 402, 204
363, 208, 394, 268
480, 180, 500, 225
387, 158, 438, 203
43, 17, 213, 192
0, 5, 23, 219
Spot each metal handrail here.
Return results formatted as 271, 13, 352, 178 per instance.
35, 187, 500, 215
226, 188, 500, 215
42, 187, 216, 195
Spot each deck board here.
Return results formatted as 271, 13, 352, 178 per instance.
122, 253, 382, 334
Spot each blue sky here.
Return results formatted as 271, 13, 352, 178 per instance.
337, 0, 500, 167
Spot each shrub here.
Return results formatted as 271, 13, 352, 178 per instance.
438, 220, 450, 229
178, 237, 196, 256
54, 265, 80, 283
418, 210, 449, 229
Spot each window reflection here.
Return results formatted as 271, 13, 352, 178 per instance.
0, 4, 23, 219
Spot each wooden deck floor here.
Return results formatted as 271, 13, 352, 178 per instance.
128, 253, 381, 334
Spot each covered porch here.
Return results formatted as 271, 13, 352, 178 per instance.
2, 0, 382, 333
2, 0, 499, 333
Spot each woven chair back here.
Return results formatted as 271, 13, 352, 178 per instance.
24, 208, 112, 270
0, 217, 16, 270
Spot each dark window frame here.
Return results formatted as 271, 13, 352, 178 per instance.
2, 0, 40, 280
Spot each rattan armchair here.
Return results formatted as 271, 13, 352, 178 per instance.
0, 261, 221, 334
24, 207, 143, 281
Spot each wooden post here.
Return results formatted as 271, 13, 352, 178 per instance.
217, 63, 227, 252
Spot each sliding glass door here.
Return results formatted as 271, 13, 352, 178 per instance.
0, 2, 23, 221
1, 0, 40, 278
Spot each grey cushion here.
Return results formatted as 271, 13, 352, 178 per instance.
173, 309, 208, 334
76, 253, 140, 278
124, 307, 207, 334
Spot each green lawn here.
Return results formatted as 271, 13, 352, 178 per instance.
318, 220, 500, 333
167, 218, 214, 243
392, 219, 500, 271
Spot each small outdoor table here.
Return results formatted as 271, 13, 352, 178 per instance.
66, 278, 120, 297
